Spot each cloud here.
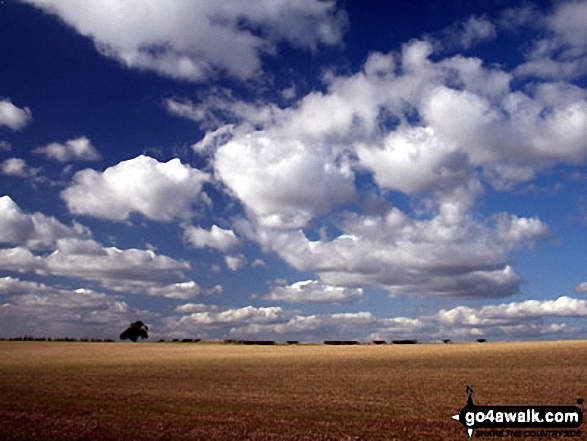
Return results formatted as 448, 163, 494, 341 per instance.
251, 258, 266, 269
0, 276, 152, 338
166, 88, 283, 131
509, 0, 587, 80
207, 35, 587, 213
214, 131, 357, 229
0, 235, 198, 296
231, 312, 377, 341
225, 254, 246, 271
0, 141, 11, 152
153, 294, 587, 341
164, 305, 286, 339
44, 238, 190, 285
23, 0, 346, 81
191, 124, 236, 156
165, 303, 377, 340
437, 15, 497, 51
240, 207, 546, 298
61, 155, 209, 222
0, 224, 212, 299
183, 224, 240, 251
105, 280, 223, 300
468, 296, 587, 319
264, 279, 364, 304
377, 296, 587, 341
420, 80, 587, 169
1, 158, 40, 178
0, 195, 88, 249
356, 126, 474, 195
33, 136, 102, 162
195, 30, 587, 299
0, 99, 32, 130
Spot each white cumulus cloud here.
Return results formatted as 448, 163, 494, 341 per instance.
215, 132, 356, 229
33, 136, 102, 162
0, 195, 88, 249
183, 224, 240, 251
197, 29, 587, 300
225, 254, 246, 271
105, 280, 223, 300
1, 158, 40, 178
153, 294, 587, 341
378, 296, 587, 341
0, 234, 198, 297
264, 280, 364, 304
512, 0, 587, 80
239, 206, 546, 299
0, 99, 32, 130
0, 276, 153, 339
22, 0, 346, 82
61, 155, 209, 222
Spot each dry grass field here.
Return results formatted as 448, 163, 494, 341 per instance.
0, 340, 586, 440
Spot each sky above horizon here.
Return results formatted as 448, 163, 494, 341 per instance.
2, 0, 587, 342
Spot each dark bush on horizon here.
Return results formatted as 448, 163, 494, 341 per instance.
373, 340, 386, 345
223, 340, 275, 345
242, 340, 275, 345
392, 340, 418, 344
324, 341, 359, 345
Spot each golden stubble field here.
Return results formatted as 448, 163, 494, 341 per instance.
0, 340, 586, 440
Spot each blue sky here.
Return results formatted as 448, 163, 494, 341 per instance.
2, 0, 587, 342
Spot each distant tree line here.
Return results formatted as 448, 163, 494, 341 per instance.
0, 336, 489, 344
0, 336, 115, 342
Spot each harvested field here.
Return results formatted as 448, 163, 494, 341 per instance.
1, 340, 586, 440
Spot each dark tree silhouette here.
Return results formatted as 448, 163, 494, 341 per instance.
120, 321, 149, 342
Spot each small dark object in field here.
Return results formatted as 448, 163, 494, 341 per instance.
119, 321, 149, 342
240, 340, 274, 345
373, 340, 386, 345
392, 339, 418, 345
476, 338, 487, 343
577, 398, 584, 405
443, 339, 451, 344
172, 339, 179, 342
287, 341, 299, 345
324, 341, 359, 345
181, 338, 194, 343
158, 339, 165, 342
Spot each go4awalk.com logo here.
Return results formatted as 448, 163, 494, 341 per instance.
452, 386, 583, 438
